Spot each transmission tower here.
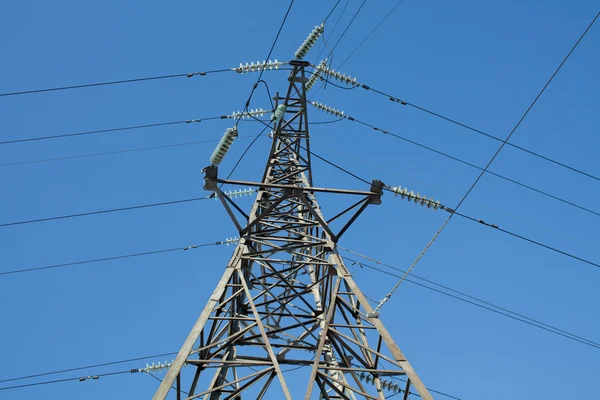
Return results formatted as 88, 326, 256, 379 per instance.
153, 60, 433, 399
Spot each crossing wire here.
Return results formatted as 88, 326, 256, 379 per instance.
339, 250, 600, 350
360, 84, 600, 183
310, 79, 599, 217
344, 116, 600, 217
315, 10, 600, 184
327, 0, 369, 56
0, 68, 232, 98
233, 0, 295, 126
306, 147, 600, 269
337, 0, 406, 69
2, 140, 598, 270
1, 243, 597, 389
370, 9, 600, 311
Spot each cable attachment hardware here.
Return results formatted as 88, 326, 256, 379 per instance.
210, 127, 238, 166
233, 60, 287, 74
390, 185, 442, 211
309, 101, 345, 118
295, 23, 325, 60
306, 59, 328, 92
228, 108, 268, 120
215, 188, 257, 201
320, 65, 358, 86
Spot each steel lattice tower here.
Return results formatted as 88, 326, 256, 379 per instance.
153, 60, 433, 400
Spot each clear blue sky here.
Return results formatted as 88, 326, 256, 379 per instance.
1, 0, 598, 398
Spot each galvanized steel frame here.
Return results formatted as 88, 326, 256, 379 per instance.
153, 61, 433, 400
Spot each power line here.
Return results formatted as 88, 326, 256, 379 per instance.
0, 352, 177, 384
0, 114, 341, 153
352, 259, 600, 351
1, 123, 345, 170
315, 9, 600, 183
452, 209, 600, 269
225, 124, 271, 180
0, 136, 255, 168
0, 370, 131, 391
0, 197, 211, 228
313, 0, 351, 65
345, 116, 600, 217
4, 141, 597, 270
306, 147, 600, 270
360, 84, 600, 184
339, 249, 600, 350
0, 69, 232, 98
337, 0, 406, 68
3, 242, 597, 388
235, 0, 295, 125
0, 241, 222, 277
219, 0, 294, 182
0, 117, 224, 146
372, 9, 600, 307
327, 0, 368, 56
0, 119, 344, 168
323, 0, 343, 23
146, 372, 189, 396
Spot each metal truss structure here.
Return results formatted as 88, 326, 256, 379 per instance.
153, 60, 433, 400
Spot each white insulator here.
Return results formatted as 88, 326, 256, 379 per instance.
233, 60, 287, 74
306, 59, 328, 92
320, 65, 359, 87
271, 104, 287, 123
216, 187, 257, 201
309, 101, 345, 118
294, 23, 325, 60
144, 361, 173, 373
227, 108, 267, 120
224, 237, 240, 246
391, 185, 441, 211
210, 127, 238, 166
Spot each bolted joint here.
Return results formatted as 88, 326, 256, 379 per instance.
203, 165, 218, 191
369, 180, 384, 205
